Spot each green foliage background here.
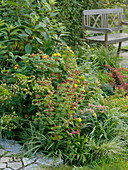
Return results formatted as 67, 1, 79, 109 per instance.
56, 0, 126, 48
0, 0, 67, 56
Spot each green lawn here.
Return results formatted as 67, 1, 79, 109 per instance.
42, 158, 128, 170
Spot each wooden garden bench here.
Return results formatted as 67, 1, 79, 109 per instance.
82, 8, 128, 54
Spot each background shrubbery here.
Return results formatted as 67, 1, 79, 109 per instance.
0, 0, 67, 56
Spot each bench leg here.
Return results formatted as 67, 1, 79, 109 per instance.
117, 42, 122, 55
105, 33, 108, 48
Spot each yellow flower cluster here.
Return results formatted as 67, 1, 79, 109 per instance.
52, 53, 61, 57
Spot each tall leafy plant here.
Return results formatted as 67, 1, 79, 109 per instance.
0, 0, 67, 55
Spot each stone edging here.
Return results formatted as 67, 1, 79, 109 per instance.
0, 139, 63, 170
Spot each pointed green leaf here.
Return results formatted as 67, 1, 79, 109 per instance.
25, 28, 32, 35
25, 43, 32, 54
35, 37, 43, 44
43, 32, 49, 41
7, 1, 18, 6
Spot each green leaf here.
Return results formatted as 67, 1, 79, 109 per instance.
58, 135, 63, 139
44, 48, 52, 54
35, 37, 43, 44
25, 28, 32, 35
13, 118, 19, 124
25, 43, 32, 54
43, 32, 49, 41
19, 33, 28, 38
28, 106, 36, 113
7, 1, 18, 6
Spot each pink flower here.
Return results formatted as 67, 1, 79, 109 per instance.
80, 110, 84, 114
71, 129, 80, 134
35, 94, 40, 98
31, 53, 36, 56
39, 51, 44, 54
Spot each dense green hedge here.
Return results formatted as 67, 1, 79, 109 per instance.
0, 0, 66, 56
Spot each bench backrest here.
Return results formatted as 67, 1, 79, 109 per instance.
83, 8, 124, 33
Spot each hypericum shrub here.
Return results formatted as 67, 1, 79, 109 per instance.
0, 45, 103, 137
0, 46, 85, 135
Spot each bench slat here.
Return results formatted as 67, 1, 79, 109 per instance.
86, 33, 128, 44
83, 8, 123, 15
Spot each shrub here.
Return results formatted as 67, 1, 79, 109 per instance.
0, 44, 127, 166
0, 46, 92, 137
0, 0, 67, 56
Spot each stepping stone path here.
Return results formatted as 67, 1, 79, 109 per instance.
0, 139, 63, 170
115, 41, 128, 68
119, 51, 128, 68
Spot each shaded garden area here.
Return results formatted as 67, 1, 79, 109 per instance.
0, 0, 128, 169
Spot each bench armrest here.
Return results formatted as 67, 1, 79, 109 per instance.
121, 21, 128, 25
83, 25, 112, 33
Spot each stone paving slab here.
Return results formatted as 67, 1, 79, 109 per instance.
0, 139, 63, 170
119, 52, 128, 68
114, 41, 128, 68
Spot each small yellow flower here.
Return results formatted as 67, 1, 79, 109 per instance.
14, 65, 19, 70
52, 53, 61, 57
77, 118, 82, 122
69, 50, 74, 54
57, 53, 61, 56
73, 84, 78, 88
66, 46, 70, 49
93, 113, 97, 118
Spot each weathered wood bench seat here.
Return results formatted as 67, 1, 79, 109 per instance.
82, 8, 128, 54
